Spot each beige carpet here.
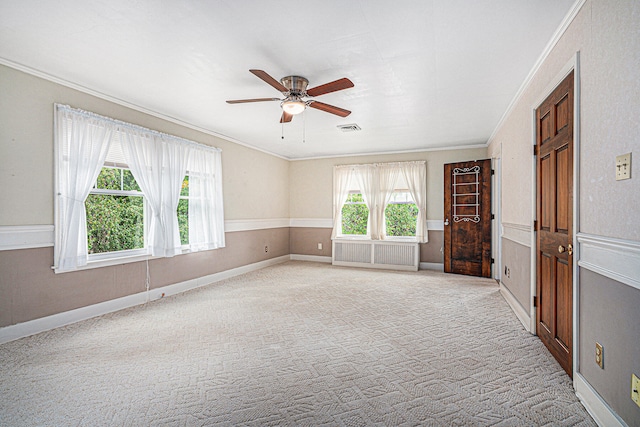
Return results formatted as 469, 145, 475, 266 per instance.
0, 261, 595, 426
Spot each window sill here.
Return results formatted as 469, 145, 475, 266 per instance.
53, 247, 192, 274
333, 236, 418, 243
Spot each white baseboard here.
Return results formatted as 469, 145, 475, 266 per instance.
419, 262, 444, 271
290, 254, 332, 263
0, 255, 290, 344
499, 282, 532, 333
574, 373, 625, 427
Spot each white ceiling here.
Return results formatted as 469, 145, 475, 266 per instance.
0, 0, 576, 159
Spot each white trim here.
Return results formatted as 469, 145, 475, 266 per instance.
492, 156, 502, 281
419, 262, 444, 272
0, 255, 290, 344
0, 225, 54, 251
502, 222, 531, 248
575, 373, 626, 427
499, 282, 533, 333
224, 218, 289, 232
289, 254, 332, 263
426, 220, 444, 231
577, 233, 640, 291
289, 218, 333, 228
487, 0, 587, 145
1, 219, 448, 252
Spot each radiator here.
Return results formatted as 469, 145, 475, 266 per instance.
332, 240, 419, 271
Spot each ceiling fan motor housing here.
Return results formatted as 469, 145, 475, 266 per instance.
280, 76, 309, 95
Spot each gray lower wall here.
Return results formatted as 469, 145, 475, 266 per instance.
290, 227, 332, 258
0, 228, 290, 328
289, 227, 445, 265
579, 268, 640, 425
501, 238, 531, 314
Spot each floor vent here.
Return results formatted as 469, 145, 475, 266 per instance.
332, 240, 419, 271
337, 123, 361, 132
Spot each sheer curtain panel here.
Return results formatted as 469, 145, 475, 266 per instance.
187, 144, 225, 251
331, 166, 355, 239
123, 130, 191, 257
401, 161, 428, 242
54, 105, 114, 271
376, 164, 401, 240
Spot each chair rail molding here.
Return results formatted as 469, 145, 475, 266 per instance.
577, 232, 640, 291
0, 225, 54, 251
502, 222, 531, 248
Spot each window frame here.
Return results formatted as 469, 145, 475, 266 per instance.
337, 188, 419, 242
53, 104, 225, 274
85, 165, 149, 262
384, 189, 419, 239
339, 190, 370, 238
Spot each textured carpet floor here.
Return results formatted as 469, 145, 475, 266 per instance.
0, 261, 595, 426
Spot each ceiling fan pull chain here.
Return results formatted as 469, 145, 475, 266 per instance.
281, 122, 284, 140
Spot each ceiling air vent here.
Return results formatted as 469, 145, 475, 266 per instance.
337, 123, 361, 132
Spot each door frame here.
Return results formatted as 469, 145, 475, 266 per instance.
492, 154, 502, 282
530, 52, 581, 379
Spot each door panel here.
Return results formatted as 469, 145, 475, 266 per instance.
444, 159, 492, 278
536, 71, 574, 377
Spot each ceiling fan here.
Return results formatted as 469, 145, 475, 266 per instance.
226, 69, 354, 123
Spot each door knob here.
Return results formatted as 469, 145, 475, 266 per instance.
558, 244, 573, 255
444, 218, 449, 226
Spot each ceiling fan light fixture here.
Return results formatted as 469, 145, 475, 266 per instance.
281, 99, 306, 115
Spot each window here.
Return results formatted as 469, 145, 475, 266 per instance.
385, 191, 418, 237
178, 176, 189, 245
332, 161, 427, 242
86, 167, 145, 255
54, 104, 224, 273
341, 192, 368, 235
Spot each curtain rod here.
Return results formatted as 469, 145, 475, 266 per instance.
55, 103, 221, 153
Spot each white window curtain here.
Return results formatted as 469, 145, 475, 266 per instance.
123, 130, 191, 257
331, 166, 355, 239
377, 164, 401, 240
401, 161, 428, 242
187, 144, 225, 251
334, 161, 427, 242
356, 164, 379, 239
54, 105, 114, 271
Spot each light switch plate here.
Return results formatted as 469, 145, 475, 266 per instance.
632, 374, 640, 408
616, 153, 631, 180
595, 342, 604, 369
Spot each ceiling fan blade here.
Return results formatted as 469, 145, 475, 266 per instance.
226, 97, 281, 104
280, 112, 293, 123
308, 101, 351, 117
306, 78, 354, 97
250, 69, 289, 93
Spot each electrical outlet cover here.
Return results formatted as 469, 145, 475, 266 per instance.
615, 153, 631, 181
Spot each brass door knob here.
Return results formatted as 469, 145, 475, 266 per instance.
558, 244, 573, 255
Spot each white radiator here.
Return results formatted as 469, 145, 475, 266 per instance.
332, 239, 419, 271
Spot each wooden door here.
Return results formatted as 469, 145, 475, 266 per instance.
444, 159, 492, 277
536, 71, 574, 377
